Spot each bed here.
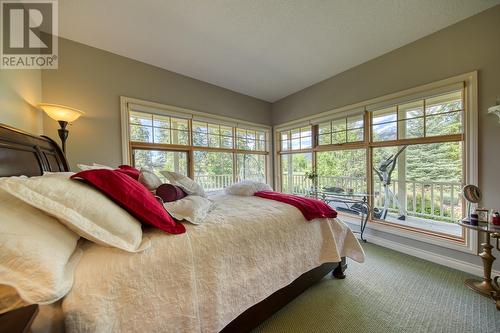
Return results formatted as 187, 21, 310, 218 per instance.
0, 124, 364, 332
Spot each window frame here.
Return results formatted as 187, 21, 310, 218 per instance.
273, 72, 478, 254
121, 97, 272, 189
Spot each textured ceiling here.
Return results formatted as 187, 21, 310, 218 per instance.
58, 0, 500, 102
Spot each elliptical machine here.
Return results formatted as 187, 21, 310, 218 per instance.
373, 146, 407, 221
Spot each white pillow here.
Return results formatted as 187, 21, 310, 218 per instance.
0, 174, 144, 252
77, 163, 114, 171
163, 195, 213, 225
224, 180, 273, 196
0, 187, 82, 305
138, 168, 162, 191
160, 171, 206, 197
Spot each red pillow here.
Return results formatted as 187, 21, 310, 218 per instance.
156, 184, 187, 202
71, 169, 185, 234
116, 165, 140, 180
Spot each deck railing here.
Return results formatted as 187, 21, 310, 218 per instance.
195, 174, 266, 192
194, 173, 462, 223
282, 174, 462, 223
195, 174, 233, 191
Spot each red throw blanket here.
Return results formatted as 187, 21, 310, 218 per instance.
254, 191, 337, 221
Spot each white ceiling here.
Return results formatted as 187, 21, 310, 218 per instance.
58, 0, 500, 102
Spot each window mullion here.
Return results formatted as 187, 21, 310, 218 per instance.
423, 98, 427, 137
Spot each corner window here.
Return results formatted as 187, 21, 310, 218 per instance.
276, 84, 470, 242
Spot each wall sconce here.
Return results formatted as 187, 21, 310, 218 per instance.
38, 103, 84, 153
488, 97, 500, 124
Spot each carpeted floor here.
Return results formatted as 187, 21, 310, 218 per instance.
253, 243, 500, 333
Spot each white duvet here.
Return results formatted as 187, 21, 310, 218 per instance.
62, 194, 365, 333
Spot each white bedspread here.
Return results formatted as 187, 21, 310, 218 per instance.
62, 194, 365, 333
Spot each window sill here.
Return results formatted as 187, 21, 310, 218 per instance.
337, 213, 476, 254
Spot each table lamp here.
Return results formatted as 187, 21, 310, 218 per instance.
38, 103, 84, 153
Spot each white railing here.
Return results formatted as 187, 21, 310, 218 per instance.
195, 174, 233, 191
374, 179, 463, 222
195, 174, 266, 192
283, 174, 462, 223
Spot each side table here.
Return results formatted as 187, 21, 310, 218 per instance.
458, 219, 500, 310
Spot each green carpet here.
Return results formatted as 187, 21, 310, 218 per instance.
253, 243, 500, 333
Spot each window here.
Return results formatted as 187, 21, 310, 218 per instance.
275, 78, 474, 243
236, 154, 266, 182
280, 126, 312, 151
236, 128, 267, 151
132, 149, 188, 180
124, 100, 270, 192
280, 152, 312, 195
372, 143, 463, 227
194, 151, 233, 190
193, 121, 233, 148
371, 91, 463, 142
369, 91, 464, 236
318, 114, 364, 145
130, 111, 189, 145
316, 149, 366, 194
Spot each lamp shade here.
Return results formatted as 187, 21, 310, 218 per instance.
38, 103, 85, 123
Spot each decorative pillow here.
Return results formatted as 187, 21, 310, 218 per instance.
77, 163, 114, 171
160, 171, 206, 197
0, 187, 82, 305
225, 180, 273, 196
116, 165, 140, 180
71, 170, 186, 234
0, 174, 144, 252
138, 168, 163, 191
164, 195, 213, 225
156, 184, 187, 202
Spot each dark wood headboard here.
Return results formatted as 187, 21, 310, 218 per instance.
0, 124, 69, 177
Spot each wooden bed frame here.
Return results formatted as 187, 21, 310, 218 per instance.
0, 123, 347, 332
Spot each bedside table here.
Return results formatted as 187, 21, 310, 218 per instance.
0, 304, 39, 333
459, 219, 500, 310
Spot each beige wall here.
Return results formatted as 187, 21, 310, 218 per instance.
272, 5, 500, 209
42, 38, 272, 170
0, 69, 42, 134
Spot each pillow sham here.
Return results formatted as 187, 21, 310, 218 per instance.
156, 183, 187, 202
225, 180, 272, 196
72, 169, 186, 234
0, 187, 82, 305
0, 174, 144, 252
160, 171, 206, 197
138, 168, 163, 191
77, 163, 114, 171
116, 165, 140, 180
163, 195, 213, 225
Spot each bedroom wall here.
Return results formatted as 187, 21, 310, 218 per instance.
272, 5, 500, 270
42, 38, 272, 170
0, 70, 43, 134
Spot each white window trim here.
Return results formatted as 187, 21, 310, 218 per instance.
120, 96, 273, 185
273, 71, 478, 254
